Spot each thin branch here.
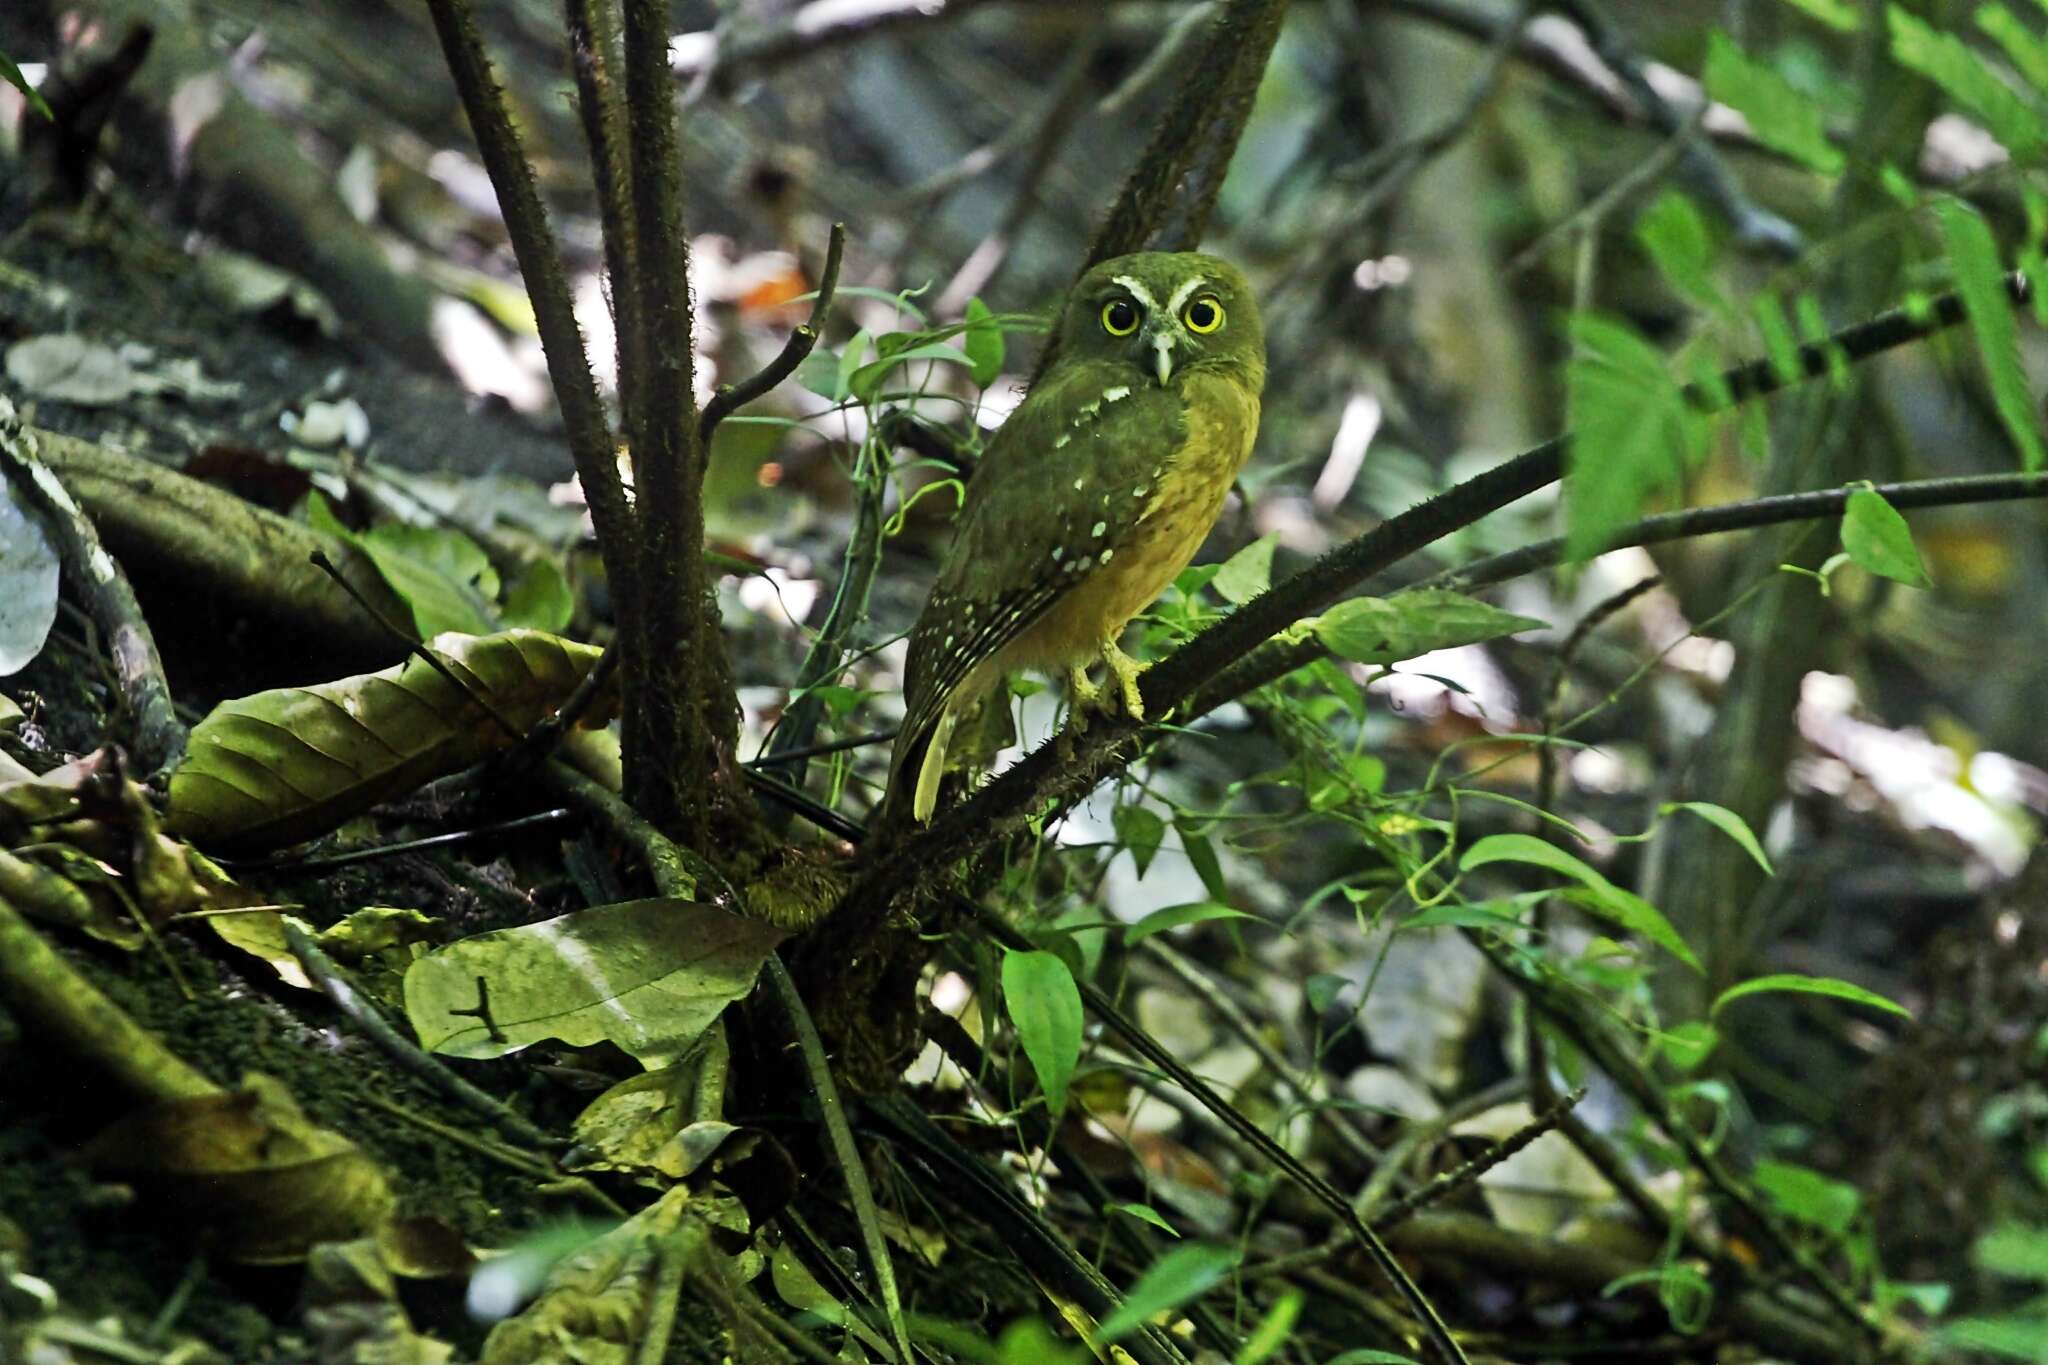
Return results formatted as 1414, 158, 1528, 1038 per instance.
421, 0, 637, 630
700, 221, 847, 445
565, 0, 646, 455
0, 402, 183, 776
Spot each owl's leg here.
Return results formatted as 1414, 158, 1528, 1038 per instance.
1099, 636, 1147, 721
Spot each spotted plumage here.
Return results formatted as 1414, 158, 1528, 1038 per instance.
884, 251, 1266, 825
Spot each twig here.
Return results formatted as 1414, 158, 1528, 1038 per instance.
565, 0, 645, 453
421, 0, 638, 630
541, 758, 741, 912
221, 808, 574, 873
1369, 1085, 1585, 1232
0, 401, 185, 777
280, 918, 555, 1149
633, 1222, 694, 1365
1504, 104, 1703, 278
700, 221, 848, 445
747, 728, 898, 769
505, 639, 621, 771
762, 955, 915, 1365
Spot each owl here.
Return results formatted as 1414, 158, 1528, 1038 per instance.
883, 251, 1266, 826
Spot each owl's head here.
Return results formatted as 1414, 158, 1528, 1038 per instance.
1056, 251, 1265, 392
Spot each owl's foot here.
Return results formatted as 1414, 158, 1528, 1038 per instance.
1100, 638, 1147, 722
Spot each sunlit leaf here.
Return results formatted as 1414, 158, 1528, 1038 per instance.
307, 493, 495, 637
1980, 4, 2048, 92
1635, 192, 1722, 309
1752, 1158, 1861, 1235
1974, 1223, 2048, 1280
1106, 1203, 1179, 1236
403, 898, 785, 1067
1002, 949, 1082, 1116
1710, 972, 1911, 1019
1235, 1290, 1303, 1364
1565, 313, 1707, 558
1778, 0, 1860, 31
1841, 486, 1932, 588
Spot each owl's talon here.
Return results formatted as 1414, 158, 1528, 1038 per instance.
1101, 639, 1147, 722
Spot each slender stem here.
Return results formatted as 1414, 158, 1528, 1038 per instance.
700, 222, 847, 445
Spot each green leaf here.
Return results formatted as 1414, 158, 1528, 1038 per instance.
1704, 31, 1845, 174
166, 630, 614, 851
1752, 291, 1803, 388
1980, 5, 2048, 93
403, 899, 785, 1067
1126, 901, 1254, 946
1105, 1202, 1179, 1236
499, 558, 575, 632
1564, 313, 1707, 558
1305, 973, 1349, 1013
1939, 1314, 2048, 1359
1460, 834, 1701, 971
0, 48, 51, 121
1778, 0, 1860, 31
963, 297, 1005, 387
0, 476, 59, 675
1635, 192, 1722, 309
1002, 949, 1083, 1116
1659, 1019, 1721, 1071
1323, 1352, 1421, 1364
1113, 803, 1167, 877
1665, 801, 1773, 874
1711, 972, 1911, 1019
1212, 533, 1279, 605
1935, 197, 2046, 471
307, 493, 496, 638
1751, 1158, 1861, 1235
848, 342, 972, 405
1889, 6, 2048, 157
1841, 486, 1932, 588
1178, 822, 1230, 901
1095, 1243, 1239, 1346
793, 345, 846, 401
1402, 901, 1533, 932
1234, 1290, 1303, 1365
1974, 1223, 2048, 1280
1310, 588, 1545, 665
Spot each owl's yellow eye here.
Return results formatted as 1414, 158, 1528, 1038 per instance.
1101, 298, 1141, 337
1183, 295, 1224, 333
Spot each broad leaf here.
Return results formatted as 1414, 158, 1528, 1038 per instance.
1841, 486, 1932, 588
1212, 533, 1279, 605
403, 898, 785, 1067
1935, 197, 2045, 471
1002, 949, 1083, 1116
166, 630, 612, 850
1113, 803, 1167, 878
1710, 972, 1910, 1019
1460, 833, 1700, 971
1980, 5, 2048, 93
500, 558, 575, 632
1704, 31, 1844, 174
307, 493, 495, 637
1310, 589, 1545, 665
0, 475, 59, 675
1636, 192, 1722, 309
1751, 1158, 1861, 1235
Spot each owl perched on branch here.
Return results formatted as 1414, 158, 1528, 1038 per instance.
882, 251, 1266, 826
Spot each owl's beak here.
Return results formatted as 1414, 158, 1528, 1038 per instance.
1150, 332, 1175, 386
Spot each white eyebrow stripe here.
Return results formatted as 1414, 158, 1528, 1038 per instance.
1111, 275, 1159, 310
1167, 275, 1210, 314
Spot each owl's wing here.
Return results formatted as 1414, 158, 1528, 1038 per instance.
889, 363, 1189, 801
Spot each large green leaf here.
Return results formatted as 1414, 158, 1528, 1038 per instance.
403, 898, 785, 1067
306, 493, 496, 637
1710, 972, 1910, 1019
165, 630, 612, 850
1002, 949, 1083, 1117
1841, 486, 1933, 587
1935, 197, 2045, 471
1704, 31, 1844, 174
1095, 1243, 1239, 1346
1309, 589, 1545, 665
